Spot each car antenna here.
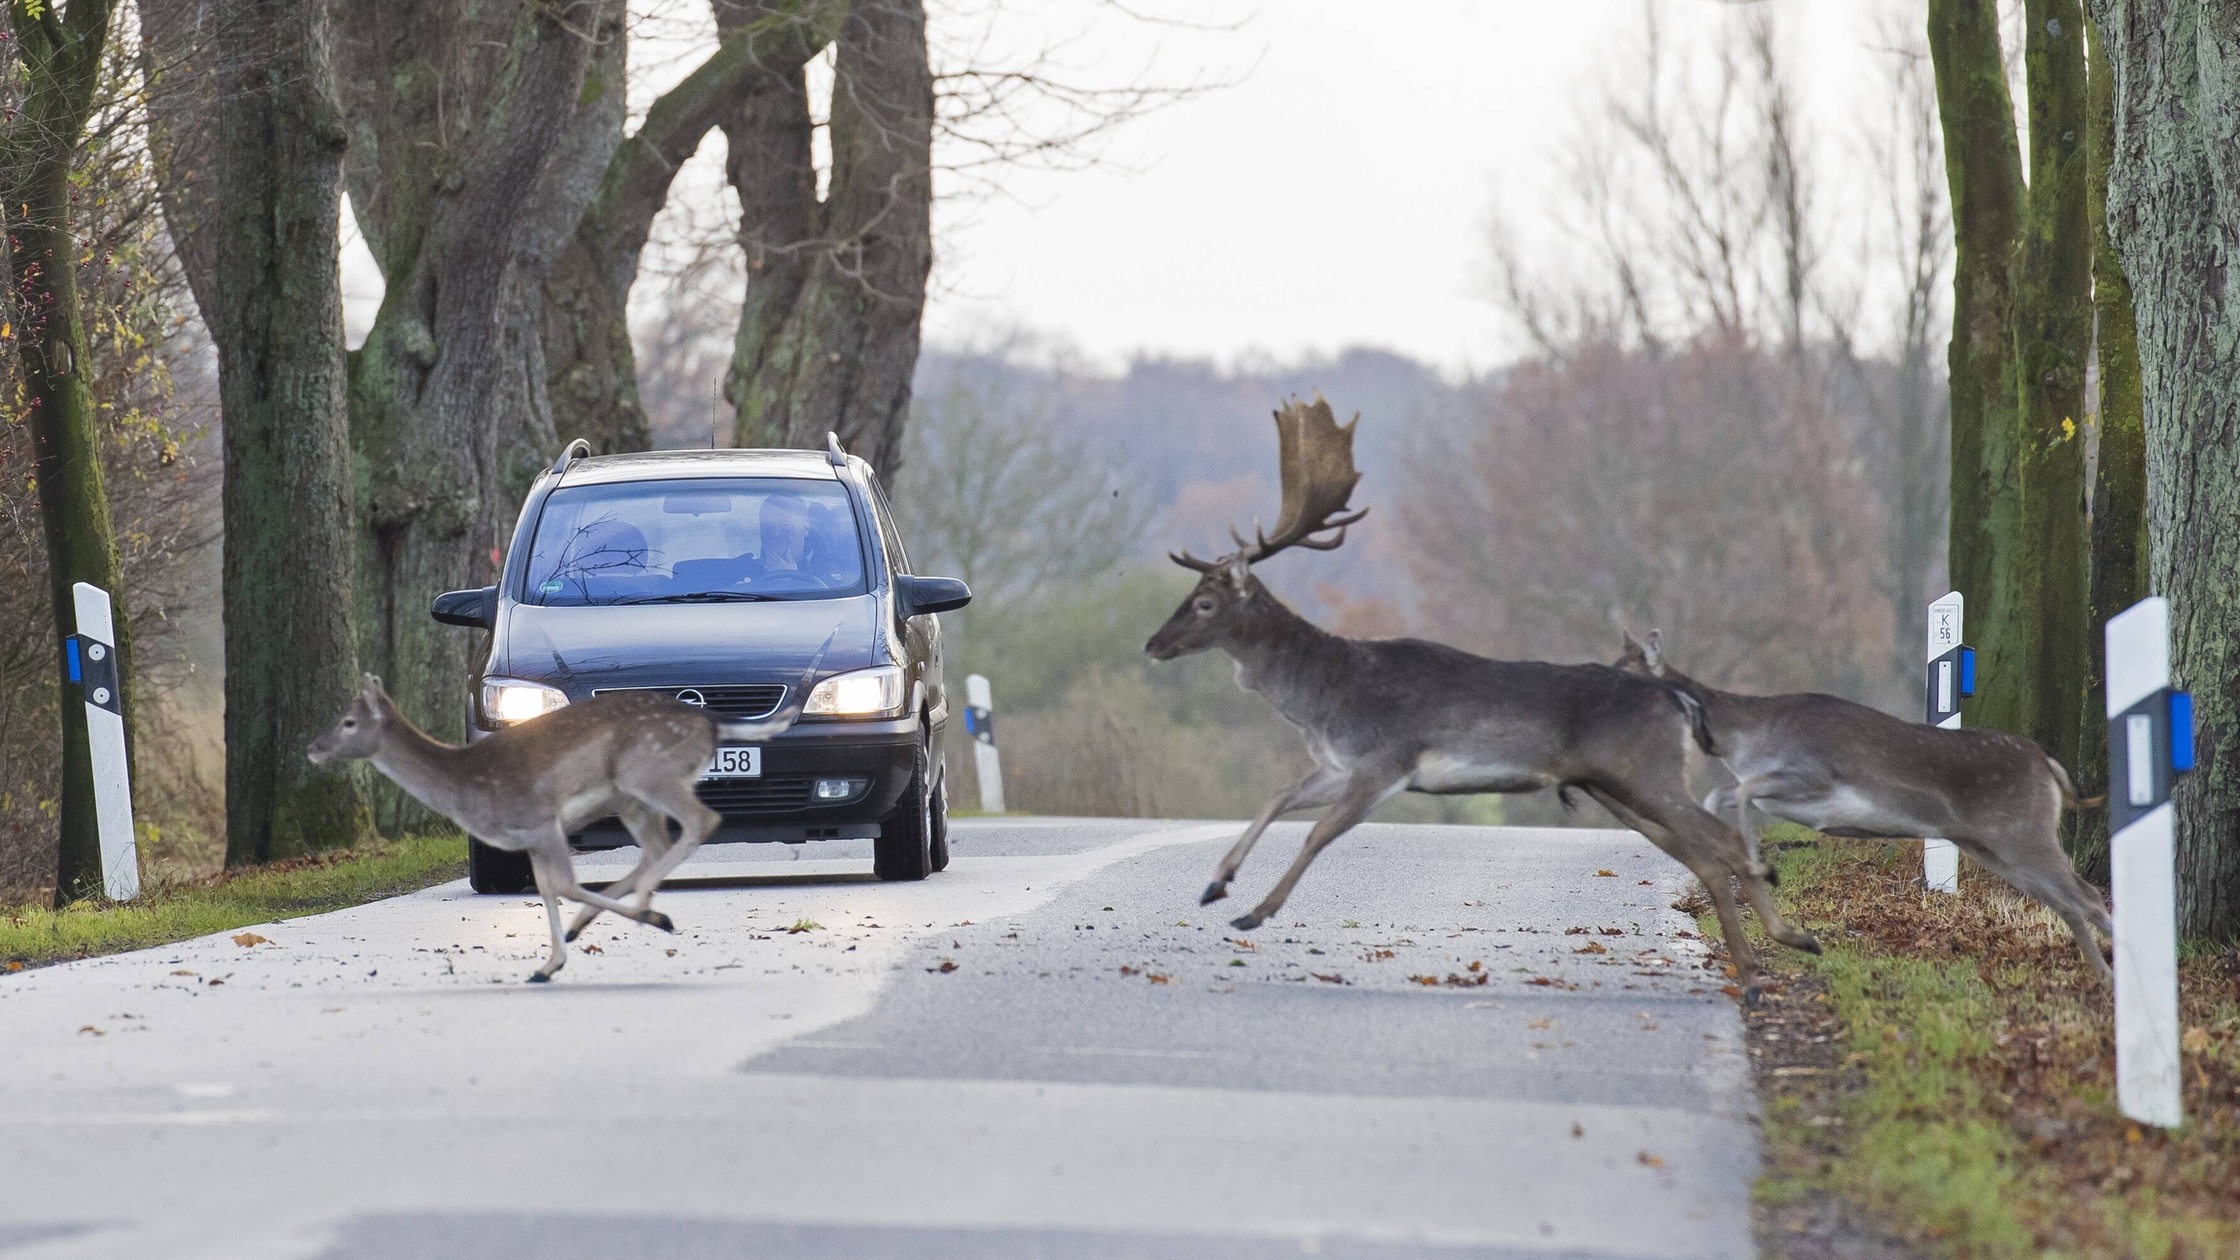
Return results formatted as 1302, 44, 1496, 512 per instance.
825, 432, 847, 467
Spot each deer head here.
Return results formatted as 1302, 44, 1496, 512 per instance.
1147, 396, 1366, 661
308, 675, 397, 765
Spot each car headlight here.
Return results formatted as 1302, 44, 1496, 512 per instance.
481, 677, 570, 726
804, 665, 905, 717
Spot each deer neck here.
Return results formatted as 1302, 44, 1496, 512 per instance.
368, 712, 474, 821
1222, 589, 1351, 712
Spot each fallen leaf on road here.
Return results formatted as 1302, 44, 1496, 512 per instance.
1638, 1151, 1664, 1168
580, 944, 603, 955
664, 948, 677, 957
206, 978, 225, 987
1638, 879, 1653, 886
784, 919, 822, 934
4, 960, 21, 972
1119, 965, 1140, 976
1223, 937, 1256, 950
1594, 870, 1616, 878
1147, 973, 1171, 984
231, 932, 268, 948
1362, 948, 1395, 962
1574, 941, 1608, 955
1571, 1122, 1584, 1138
1529, 1017, 1555, 1030
1467, 960, 1484, 972
1443, 972, 1489, 987
930, 959, 958, 973
1599, 927, 1626, 936
77, 1025, 103, 1036
1721, 984, 1743, 998
1228, 959, 1247, 967
1311, 972, 1348, 984
2182, 1026, 2210, 1053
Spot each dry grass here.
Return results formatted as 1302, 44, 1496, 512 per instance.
1739, 835, 2240, 1258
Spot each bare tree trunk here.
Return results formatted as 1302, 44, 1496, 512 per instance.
1, 0, 125, 903
2070, 13, 2146, 884
336, 0, 625, 831
2008, 0, 2092, 792
541, 4, 840, 454
2083, 0, 2240, 941
1927, 0, 2092, 771
1926, 0, 2024, 650
726, 0, 932, 473
210, 0, 373, 864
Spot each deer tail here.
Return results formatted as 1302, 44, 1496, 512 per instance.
2046, 756, 2104, 810
1661, 678, 1719, 758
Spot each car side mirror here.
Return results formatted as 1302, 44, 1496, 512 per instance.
431, 586, 498, 630
896, 575, 971, 617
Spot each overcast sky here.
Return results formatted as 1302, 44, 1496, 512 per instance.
343, 1, 1914, 377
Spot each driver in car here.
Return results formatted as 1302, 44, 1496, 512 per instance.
750, 493, 812, 579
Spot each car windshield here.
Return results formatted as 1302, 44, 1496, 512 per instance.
521, 477, 868, 606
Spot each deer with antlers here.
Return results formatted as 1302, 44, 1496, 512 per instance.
1145, 396, 1820, 995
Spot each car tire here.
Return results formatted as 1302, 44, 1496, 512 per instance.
874, 735, 935, 882
467, 836, 534, 895
928, 771, 951, 873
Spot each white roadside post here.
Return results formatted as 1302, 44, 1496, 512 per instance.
1922, 590, 1971, 894
964, 673, 1005, 815
2105, 596, 2190, 1129
69, 582, 140, 900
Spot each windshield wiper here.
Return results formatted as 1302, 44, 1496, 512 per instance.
617, 591, 778, 604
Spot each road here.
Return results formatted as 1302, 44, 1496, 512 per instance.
0, 819, 1757, 1259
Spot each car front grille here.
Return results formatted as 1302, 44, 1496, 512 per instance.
594, 683, 787, 721
695, 776, 815, 816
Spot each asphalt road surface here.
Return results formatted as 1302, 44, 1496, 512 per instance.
0, 819, 1757, 1259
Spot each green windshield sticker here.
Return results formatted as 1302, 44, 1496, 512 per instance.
542, 580, 564, 592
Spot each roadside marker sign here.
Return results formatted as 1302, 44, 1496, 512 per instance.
71, 582, 140, 900
965, 673, 1005, 815
2105, 596, 2187, 1129
1921, 591, 1970, 894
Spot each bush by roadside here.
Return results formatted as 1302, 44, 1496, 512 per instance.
1731, 834, 2239, 1258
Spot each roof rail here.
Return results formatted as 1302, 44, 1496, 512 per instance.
825, 432, 847, 467
550, 438, 592, 475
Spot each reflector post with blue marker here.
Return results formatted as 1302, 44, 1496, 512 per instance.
1921, 591, 1969, 894
2105, 596, 2187, 1128
965, 673, 1005, 815
70, 582, 140, 900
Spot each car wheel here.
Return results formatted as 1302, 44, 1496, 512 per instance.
874, 735, 934, 882
467, 836, 534, 894
928, 771, 951, 873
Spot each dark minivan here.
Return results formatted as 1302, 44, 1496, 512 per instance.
431, 438, 970, 894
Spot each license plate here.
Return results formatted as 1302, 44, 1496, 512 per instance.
703, 746, 762, 779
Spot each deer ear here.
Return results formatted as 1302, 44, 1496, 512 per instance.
361, 673, 383, 700
1643, 630, 1663, 668
1622, 630, 1645, 655
1225, 554, 1252, 592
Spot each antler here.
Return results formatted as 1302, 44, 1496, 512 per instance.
1233, 394, 1366, 563
1165, 394, 1367, 574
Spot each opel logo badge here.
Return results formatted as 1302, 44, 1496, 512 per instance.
675, 689, 707, 708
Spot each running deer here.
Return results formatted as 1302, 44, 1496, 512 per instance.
308, 675, 740, 982
1144, 397, 1820, 994
1614, 630, 2112, 978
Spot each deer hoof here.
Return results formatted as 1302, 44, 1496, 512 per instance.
1199, 882, 1228, 906
528, 971, 553, 984
1742, 985, 1762, 1009
1795, 934, 1822, 956
1229, 912, 1263, 931
562, 926, 581, 943
1762, 865, 1780, 887
643, 910, 676, 933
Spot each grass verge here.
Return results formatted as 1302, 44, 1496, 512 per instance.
1733, 833, 2239, 1258
0, 832, 465, 971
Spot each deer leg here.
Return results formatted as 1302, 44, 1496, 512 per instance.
1204, 766, 1349, 905
1229, 773, 1405, 931
566, 800, 671, 943
1582, 783, 1786, 1002
533, 826, 678, 934
612, 778, 721, 915
527, 849, 571, 984
1963, 832, 2115, 982
1729, 779, 1774, 885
